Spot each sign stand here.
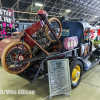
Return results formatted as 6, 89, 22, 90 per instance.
48, 59, 71, 100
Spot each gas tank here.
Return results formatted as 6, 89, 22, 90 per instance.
37, 10, 48, 17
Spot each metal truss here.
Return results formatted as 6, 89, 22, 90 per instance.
1, 0, 100, 24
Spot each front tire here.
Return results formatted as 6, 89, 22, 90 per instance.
45, 17, 62, 42
70, 60, 83, 88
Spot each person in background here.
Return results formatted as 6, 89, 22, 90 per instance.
15, 22, 19, 31
12, 25, 17, 33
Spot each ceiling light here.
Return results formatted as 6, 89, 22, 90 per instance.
95, 16, 98, 17
35, 3, 43, 6
66, 9, 71, 12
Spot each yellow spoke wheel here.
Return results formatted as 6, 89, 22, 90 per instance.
72, 65, 81, 83
70, 60, 83, 88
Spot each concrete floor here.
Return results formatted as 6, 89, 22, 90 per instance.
0, 62, 100, 100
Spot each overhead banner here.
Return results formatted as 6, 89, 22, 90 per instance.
0, 7, 15, 23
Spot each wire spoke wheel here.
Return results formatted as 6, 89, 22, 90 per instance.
1, 41, 32, 74
45, 17, 62, 42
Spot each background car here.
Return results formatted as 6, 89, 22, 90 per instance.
90, 30, 100, 41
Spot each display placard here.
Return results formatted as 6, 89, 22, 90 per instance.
48, 59, 71, 100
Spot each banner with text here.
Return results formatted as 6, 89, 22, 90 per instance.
0, 7, 15, 23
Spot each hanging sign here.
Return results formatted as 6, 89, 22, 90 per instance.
0, 7, 15, 23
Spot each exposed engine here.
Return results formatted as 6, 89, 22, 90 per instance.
31, 28, 50, 53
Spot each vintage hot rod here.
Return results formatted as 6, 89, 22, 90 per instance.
1, 10, 100, 88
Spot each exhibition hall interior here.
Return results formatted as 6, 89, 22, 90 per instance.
1, 0, 100, 100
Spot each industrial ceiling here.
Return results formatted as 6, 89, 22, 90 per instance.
1, 0, 100, 24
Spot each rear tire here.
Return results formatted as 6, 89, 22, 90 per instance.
70, 60, 83, 88
1, 41, 32, 74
